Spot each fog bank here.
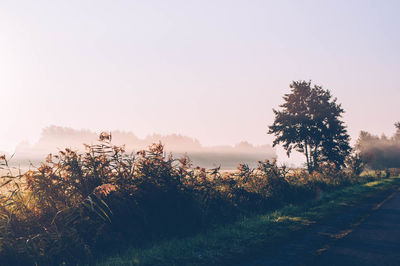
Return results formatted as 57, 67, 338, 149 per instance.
10, 125, 276, 170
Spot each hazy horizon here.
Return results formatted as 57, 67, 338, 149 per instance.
3, 125, 277, 170
1, 0, 399, 166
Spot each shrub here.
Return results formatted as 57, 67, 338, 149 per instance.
0, 133, 375, 264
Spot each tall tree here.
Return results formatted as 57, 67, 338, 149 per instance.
268, 81, 351, 172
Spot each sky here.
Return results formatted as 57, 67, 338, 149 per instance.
1, 0, 399, 166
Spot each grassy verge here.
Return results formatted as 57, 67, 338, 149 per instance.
99, 177, 400, 266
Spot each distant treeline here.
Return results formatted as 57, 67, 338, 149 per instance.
356, 125, 400, 169
10, 125, 276, 170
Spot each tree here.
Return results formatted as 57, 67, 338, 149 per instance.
268, 80, 351, 173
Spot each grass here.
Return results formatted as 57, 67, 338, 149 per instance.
99, 176, 400, 266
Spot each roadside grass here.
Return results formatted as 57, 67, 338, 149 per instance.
99, 177, 400, 266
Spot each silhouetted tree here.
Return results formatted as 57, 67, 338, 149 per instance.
395, 122, 400, 130
268, 80, 351, 173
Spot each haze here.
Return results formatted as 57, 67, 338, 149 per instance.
9, 125, 276, 170
1, 0, 399, 166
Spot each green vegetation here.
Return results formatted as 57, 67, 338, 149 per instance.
100, 177, 400, 266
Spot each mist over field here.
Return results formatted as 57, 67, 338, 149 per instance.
6, 125, 276, 170
356, 129, 400, 169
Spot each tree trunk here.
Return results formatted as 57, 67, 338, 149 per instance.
313, 146, 319, 171
305, 141, 311, 173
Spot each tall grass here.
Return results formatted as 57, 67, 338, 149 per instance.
0, 133, 381, 264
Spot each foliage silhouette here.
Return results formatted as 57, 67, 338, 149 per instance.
268, 80, 351, 173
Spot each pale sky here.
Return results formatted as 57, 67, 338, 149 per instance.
1, 0, 399, 166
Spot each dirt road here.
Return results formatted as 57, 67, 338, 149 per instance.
242, 186, 400, 266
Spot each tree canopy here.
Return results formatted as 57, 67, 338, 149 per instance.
268, 80, 351, 172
